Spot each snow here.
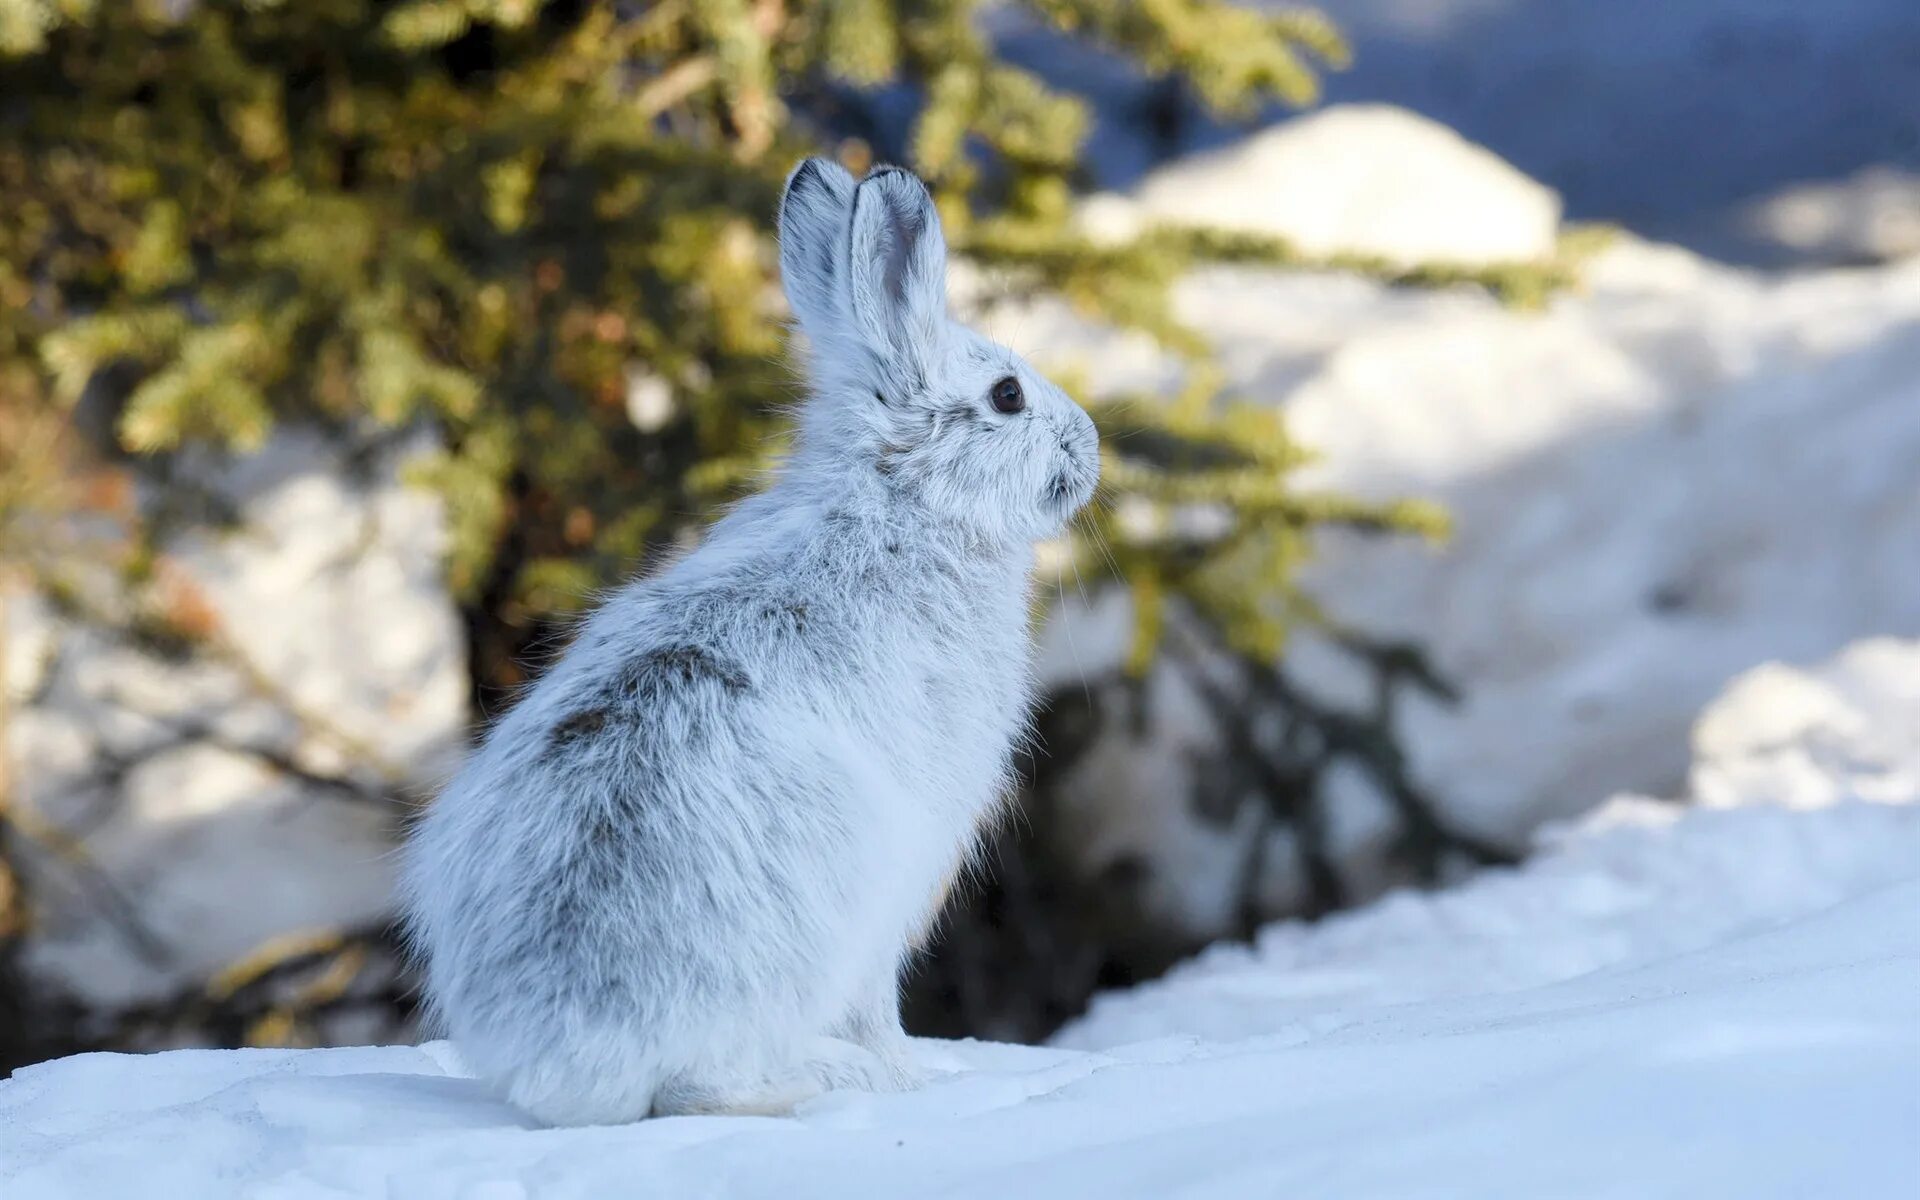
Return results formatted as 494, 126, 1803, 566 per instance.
1732, 167, 1920, 266
1283, 246, 1920, 837
1058, 800, 1920, 1051
1079, 104, 1562, 266
1055, 637, 1920, 1045
5, 642, 1918, 1198
1691, 637, 1920, 811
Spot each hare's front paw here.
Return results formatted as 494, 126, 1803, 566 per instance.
804, 1035, 925, 1095
865, 1038, 931, 1092
881, 1053, 932, 1092
830, 977, 932, 1091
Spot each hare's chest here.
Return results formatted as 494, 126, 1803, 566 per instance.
866, 598, 1029, 806
798, 541, 1032, 813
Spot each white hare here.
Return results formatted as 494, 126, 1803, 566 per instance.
400, 158, 1100, 1125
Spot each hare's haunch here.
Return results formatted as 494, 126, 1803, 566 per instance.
401, 159, 1100, 1125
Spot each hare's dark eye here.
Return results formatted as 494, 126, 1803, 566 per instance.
990, 376, 1025, 414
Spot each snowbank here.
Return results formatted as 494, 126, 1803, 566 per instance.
5, 643, 1917, 1198
1058, 799, 1920, 1052
1058, 637, 1920, 1042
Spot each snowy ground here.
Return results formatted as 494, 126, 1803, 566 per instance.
4, 813, 1912, 1198
6, 643, 1916, 1198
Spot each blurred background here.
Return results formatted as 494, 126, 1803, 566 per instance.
1, 0, 1916, 1070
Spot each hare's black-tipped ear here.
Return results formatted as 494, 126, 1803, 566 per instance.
779, 157, 858, 341
848, 166, 948, 377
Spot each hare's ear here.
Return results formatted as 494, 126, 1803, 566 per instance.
779, 157, 858, 343
848, 166, 947, 379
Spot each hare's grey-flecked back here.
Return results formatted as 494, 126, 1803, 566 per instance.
399, 159, 1100, 1125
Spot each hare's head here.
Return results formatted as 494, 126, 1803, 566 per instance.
778, 158, 1099, 545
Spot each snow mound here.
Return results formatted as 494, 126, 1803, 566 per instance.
1080, 104, 1562, 266
5, 643, 1917, 1198
1692, 637, 1920, 810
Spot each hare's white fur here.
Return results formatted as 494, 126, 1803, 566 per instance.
400, 159, 1099, 1125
